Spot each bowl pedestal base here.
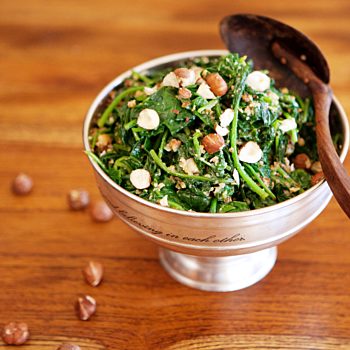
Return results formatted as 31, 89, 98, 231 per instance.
159, 246, 277, 292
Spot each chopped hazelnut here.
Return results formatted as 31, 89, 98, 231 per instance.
178, 87, 192, 99
164, 139, 181, 152
179, 158, 199, 175
159, 195, 169, 207
242, 93, 252, 103
238, 141, 263, 163
144, 86, 158, 96
174, 68, 196, 87
246, 71, 270, 91
219, 108, 234, 127
127, 99, 137, 108
196, 82, 216, 99
96, 134, 112, 152
233, 169, 240, 185
137, 109, 160, 130
311, 161, 322, 174
279, 118, 297, 133
130, 169, 151, 189
162, 72, 179, 88
215, 124, 229, 137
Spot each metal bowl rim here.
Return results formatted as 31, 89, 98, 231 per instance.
83, 49, 349, 219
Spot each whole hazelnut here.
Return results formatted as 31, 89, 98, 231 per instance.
293, 153, 311, 169
12, 173, 33, 195
205, 73, 228, 96
57, 343, 81, 350
201, 133, 225, 154
90, 201, 113, 222
83, 261, 104, 287
1, 322, 30, 345
67, 189, 90, 210
76, 295, 96, 321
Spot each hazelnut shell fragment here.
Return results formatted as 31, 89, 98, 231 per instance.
83, 261, 104, 287
76, 295, 96, 321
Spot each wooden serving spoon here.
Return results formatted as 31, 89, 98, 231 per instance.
220, 14, 350, 218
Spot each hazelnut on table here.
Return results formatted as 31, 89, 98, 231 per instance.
90, 201, 114, 222
67, 189, 90, 210
76, 295, 96, 321
1, 322, 30, 345
12, 173, 33, 195
83, 261, 104, 287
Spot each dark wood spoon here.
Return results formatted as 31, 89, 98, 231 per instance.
220, 14, 350, 218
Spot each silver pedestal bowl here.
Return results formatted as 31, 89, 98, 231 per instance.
83, 50, 349, 292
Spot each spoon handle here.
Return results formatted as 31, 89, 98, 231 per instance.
312, 83, 350, 217
272, 42, 350, 218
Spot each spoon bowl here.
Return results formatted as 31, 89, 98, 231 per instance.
220, 14, 329, 96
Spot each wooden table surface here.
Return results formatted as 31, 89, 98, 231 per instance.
1, 0, 349, 349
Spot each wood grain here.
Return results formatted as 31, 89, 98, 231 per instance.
0, 0, 349, 349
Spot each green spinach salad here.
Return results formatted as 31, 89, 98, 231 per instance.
88, 53, 325, 213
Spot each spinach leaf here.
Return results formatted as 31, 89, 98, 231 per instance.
177, 189, 211, 212
290, 169, 311, 188
218, 201, 250, 213
139, 87, 196, 135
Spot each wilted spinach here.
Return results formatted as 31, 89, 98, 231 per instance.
88, 53, 320, 213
